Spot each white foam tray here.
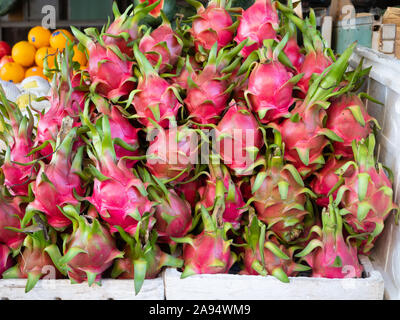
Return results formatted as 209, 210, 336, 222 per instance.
163, 256, 384, 300
0, 278, 164, 300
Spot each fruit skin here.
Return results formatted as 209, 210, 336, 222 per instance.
86, 116, 154, 235
12, 41, 37, 67
0, 55, 13, 69
284, 37, 304, 73
0, 244, 12, 278
251, 146, 314, 243
189, 0, 234, 52
234, 0, 279, 58
58, 205, 123, 286
132, 43, 180, 128
72, 45, 87, 66
216, 100, 263, 176
25, 66, 46, 79
310, 157, 351, 207
28, 26, 51, 49
49, 29, 74, 51
179, 206, 235, 278
0, 87, 36, 196
0, 41, 11, 58
0, 62, 25, 83
35, 46, 57, 69
25, 123, 85, 229
139, 21, 183, 73
335, 135, 399, 254
0, 192, 25, 250
296, 199, 363, 278
198, 163, 246, 229
246, 59, 295, 123
326, 94, 377, 158
146, 125, 196, 183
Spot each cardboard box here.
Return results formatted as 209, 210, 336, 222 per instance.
383, 7, 400, 58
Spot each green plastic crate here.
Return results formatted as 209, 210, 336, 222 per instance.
68, 0, 113, 21
334, 14, 374, 54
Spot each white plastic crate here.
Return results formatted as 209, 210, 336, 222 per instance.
0, 278, 164, 300
163, 256, 384, 300
349, 46, 400, 300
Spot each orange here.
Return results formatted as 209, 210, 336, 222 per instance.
35, 46, 57, 69
72, 45, 87, 66
49, 29, 74, 51
0, 62, 25, 83
12, 41, 36, 67
28, 26, 51, 49
25, 66, 46, 79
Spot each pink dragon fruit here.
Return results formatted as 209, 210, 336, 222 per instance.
0, 244, 12, 278
86, 116, 154, 235
139, 14, 183, 73
198, 162, 246, 229
335, 135, 399, 254
0, 88, 36, 196
24, 120, 84, 229
284, 37, 304, 73
171, 56, 201, 90
57, 205, 123, 286
71, 26, 135, 102
234, 0, 279, 58
0, 191, 25, 250
177, 205, 235, 278
310, 157, 352, 207
112, 219, 183, 294
296, 198, 363, 278
241, 217, 310, 282
102, 1, 162, 56
175, 178, 203, 209
272, 44, 355, 177
184, 42, 245, 124
216, 100, 263, 176
91, 94, 141, 167
188, 0, 234, 52
132, 43, 181, 128
244, 38, 299, 123
2, 229, 63, 292
146, 125, 197, 183
251, 143, 314, 243
326, 94, 378, 158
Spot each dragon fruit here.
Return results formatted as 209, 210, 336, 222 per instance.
24, 118, 84, 229
146, 125, 197, 183
0, 244, 12, 278
198, 162, 246, 229
326, 94, 378, 158
112, 218, 183, 294
184, 42, 246, 125
175, 178, 202, 209
296, 198, 363, 278
139, 13, 183, 73
91, 94, 141, 166
250, 143, 315, 243
56, 205, 123, 286
310, 157, 352, 207
102, 1, 162, 56
175, 205, 235, 278
216, 100, 263, 176
284, 37, 304, 73
2, 228, 63, 292
234, 0, 279, 58
86, 116, 154, 235
0, 87, 36, 196
0, 191, 25, 250
187, 0, 234, 52
71, 26, 135, 102
131, 43, 181, 128
241, 216, 310, 282
243, 37, 300, 123
334, 135, 399, 254
272, 43, 355, 177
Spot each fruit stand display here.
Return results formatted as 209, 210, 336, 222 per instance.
0, 0, 399, 300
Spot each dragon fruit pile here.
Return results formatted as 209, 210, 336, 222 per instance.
0, 0, 398, 294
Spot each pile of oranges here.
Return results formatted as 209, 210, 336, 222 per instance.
0, 26, 88, 84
